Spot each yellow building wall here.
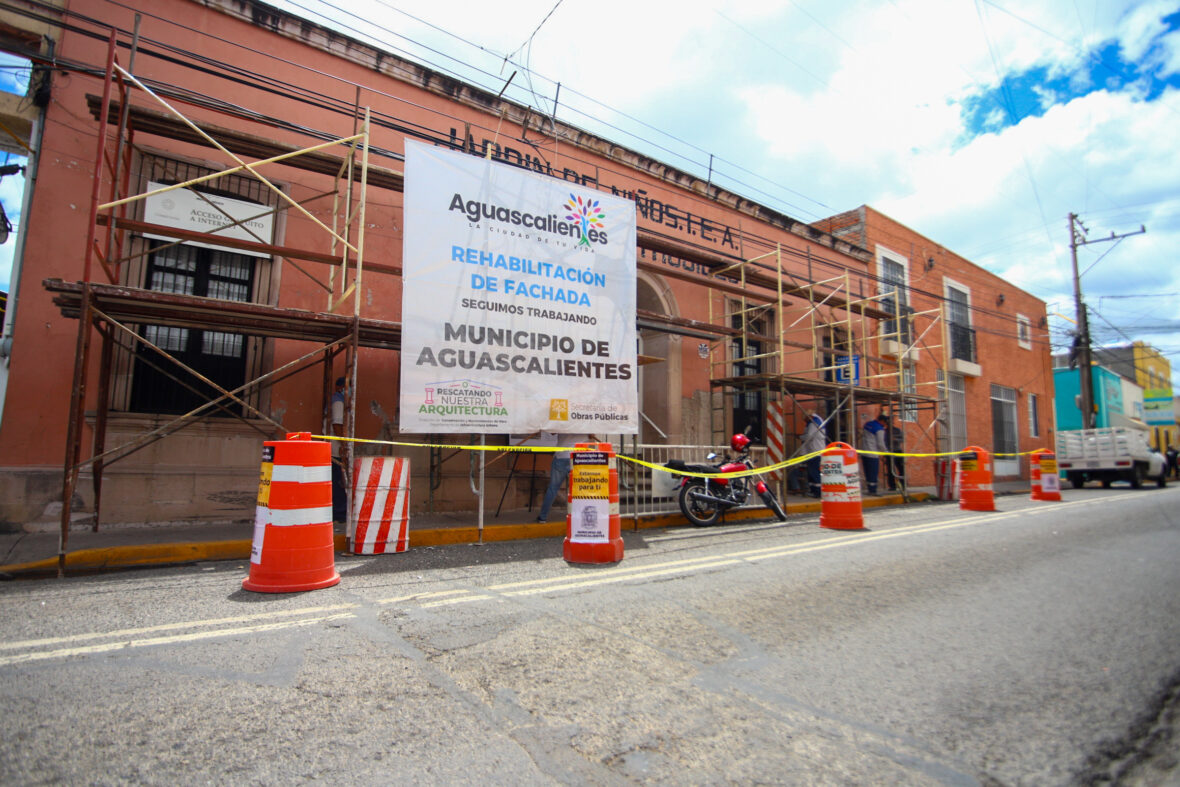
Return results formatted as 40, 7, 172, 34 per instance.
1134, 342, 1177, 450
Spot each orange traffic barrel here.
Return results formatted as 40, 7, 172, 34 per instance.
243, 432, 341, 593
350, 456, 411, 554
819, 442, 866, 530
958, 445, 996, 512
563, 442, 623, 564
1030, 449, 1062, 502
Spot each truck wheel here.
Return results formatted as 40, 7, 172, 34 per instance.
1068, 472, 1085, 489
1130, 464, 1144, 489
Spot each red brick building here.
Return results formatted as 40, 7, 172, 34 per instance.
817, 206, 1054, 484
0, 0, 1051, 530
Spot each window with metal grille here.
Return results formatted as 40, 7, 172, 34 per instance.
990, 383, 1019, 456
901, 364, 918, 423
731, 310, 767, 443
116, 152, 277, 417
129, 244, 256, 415
937, 371, 968, 451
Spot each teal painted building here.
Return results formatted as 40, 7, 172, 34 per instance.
1053, 366, 1126, 431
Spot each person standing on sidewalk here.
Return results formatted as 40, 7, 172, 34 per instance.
536, 432, 595, 522
860, 413, 888, 495
330, 376, 348, 525
880, 412, 904, 491
801, 410, 827, 498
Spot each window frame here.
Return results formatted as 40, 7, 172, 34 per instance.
876, 245, 912, 344
1017, 313, 1032, 350
990, 383, 1019, 456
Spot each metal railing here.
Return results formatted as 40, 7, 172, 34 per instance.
614, 441, 775, 517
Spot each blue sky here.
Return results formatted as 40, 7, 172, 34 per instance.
962, 9, 1180, 136
0, 51, 28, 293
2, 0, 1177, 388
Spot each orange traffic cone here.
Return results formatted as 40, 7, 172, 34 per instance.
243, 432, 341, 593
819, 442, 866, 530
1030, 449, 1062, 502
958, 445, 997, 512
563, 443, 623, 564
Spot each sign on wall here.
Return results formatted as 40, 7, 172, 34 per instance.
143, 182, 274, 257
399, 140, 638, 434
1144, 388, 1175, 425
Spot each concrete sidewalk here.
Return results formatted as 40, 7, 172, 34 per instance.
0, 482, 1032, 578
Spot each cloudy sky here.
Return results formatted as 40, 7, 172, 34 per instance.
2, 0, 1178, 386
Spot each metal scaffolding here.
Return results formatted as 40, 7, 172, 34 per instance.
55, 30, 374, 570
703, 245, 948, 497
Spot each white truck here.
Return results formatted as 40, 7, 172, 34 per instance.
1056, 427, 1168, 489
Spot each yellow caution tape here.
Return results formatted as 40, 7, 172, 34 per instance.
312, 435, 1053, 481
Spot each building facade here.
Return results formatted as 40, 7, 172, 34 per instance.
0, 0, 1053, 530
816, 206, 1054, 482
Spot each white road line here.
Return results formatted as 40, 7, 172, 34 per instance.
0, 603, 361, 651
0, 613, 357, 667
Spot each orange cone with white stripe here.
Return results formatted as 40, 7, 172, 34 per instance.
242, 432, 341, 593
1030, 450, 1062, 502
350, 456, 411, 554
819, 442, 866, 530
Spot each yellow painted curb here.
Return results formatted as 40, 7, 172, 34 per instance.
0, 492, 935, 577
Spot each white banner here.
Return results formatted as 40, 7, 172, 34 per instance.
399, 140, 638, 434
143, 182, 274, 257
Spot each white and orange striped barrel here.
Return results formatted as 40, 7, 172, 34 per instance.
819, 442, 866, 531
765, 401, 785, 481
349, 456, 411, 554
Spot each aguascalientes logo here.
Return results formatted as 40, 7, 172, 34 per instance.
563, 194, 605, 248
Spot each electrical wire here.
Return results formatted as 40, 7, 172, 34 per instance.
0, 0, 1076, 333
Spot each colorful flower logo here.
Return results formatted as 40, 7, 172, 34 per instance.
563, 194, 605, 247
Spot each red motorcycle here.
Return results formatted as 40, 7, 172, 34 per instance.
665, 430, 788, 526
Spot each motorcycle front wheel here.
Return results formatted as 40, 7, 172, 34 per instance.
679, 481, 721, 527
759, 487, 788, 521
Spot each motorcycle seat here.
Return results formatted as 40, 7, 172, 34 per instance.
665, 459, 722, 475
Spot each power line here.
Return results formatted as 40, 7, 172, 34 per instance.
5, 0, 1059, 335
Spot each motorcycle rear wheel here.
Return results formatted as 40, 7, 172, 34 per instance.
679, 482, 721, 527
759, 488, 788, 521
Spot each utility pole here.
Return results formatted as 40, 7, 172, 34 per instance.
1068, 213, 1146, 429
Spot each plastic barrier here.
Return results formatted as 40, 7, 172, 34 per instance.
765, 400, 785, 482
819, 442, 865, 531
958, 445, 996, 512
350, 456, 411, 554
1030, 450, 1062, 502
243, 432, 341, 593
563, 443, 623, 564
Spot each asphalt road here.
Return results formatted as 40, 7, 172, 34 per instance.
1, 488, 1178, 785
